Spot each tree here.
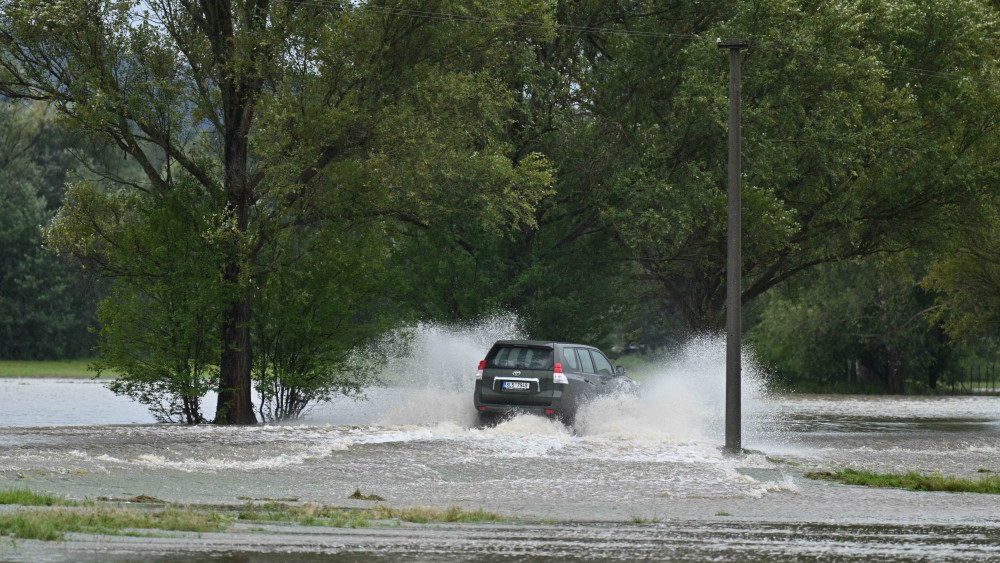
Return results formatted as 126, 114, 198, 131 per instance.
251, 215, 394, 422
2, 0, 553, 423
751, 255, 950, 394
0, 100, 100, 359
390, 1, 676, 346
924, 203, 1000, 340
593, 0, 1000, 331
61, 176, 227, 423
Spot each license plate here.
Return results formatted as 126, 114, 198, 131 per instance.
502, 381, 531, 391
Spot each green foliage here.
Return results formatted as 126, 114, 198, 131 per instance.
806, 468, 1000, 494
0, 101, 100, 359
5, 0, 1000, 400
750, 256, 951, 393
598, 0, 1000, 330
49, 177, 227, 423
390, 3, 639, 345
924, 205, 1000, 340
251, 218, 394, 421
3, 1, 555, 421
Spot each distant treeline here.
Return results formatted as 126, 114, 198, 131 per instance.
3, 0, 1000, 421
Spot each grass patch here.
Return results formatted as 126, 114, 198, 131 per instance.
0, 488, 85, 507
628, 516, 663, 524
0, 360, 111, 379
0, 507, 227, 541
236, 503, 512, 527
765, 456, 801, 467
805, 468, 1000, 494
97, 495, 165, 504
1, 501, 516, 541
237, 503, 369, 528
348, 488, 385, 501
372, 505, 511, 524
715, 511, 732, 516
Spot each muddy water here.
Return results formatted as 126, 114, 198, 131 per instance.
1, 331, 999, 560
1, 388, 997, 519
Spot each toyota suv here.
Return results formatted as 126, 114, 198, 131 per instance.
473, 340, 636, 425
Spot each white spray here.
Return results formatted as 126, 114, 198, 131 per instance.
359, 319, 779, 448
575, 334, 780, 447
373, 312, 524, 426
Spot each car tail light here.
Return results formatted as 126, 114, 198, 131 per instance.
475, 360, 485, 380
553, 363, 568, 384
544, 409, 555, 415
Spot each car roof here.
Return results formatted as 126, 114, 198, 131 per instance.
491, 340, 595, 349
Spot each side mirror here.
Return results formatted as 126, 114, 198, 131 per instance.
616, 365, 626, 377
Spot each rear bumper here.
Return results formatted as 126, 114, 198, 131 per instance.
475, 404, 563, 417
473, 385, 574, 419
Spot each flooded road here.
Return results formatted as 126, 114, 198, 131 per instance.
1, 334, 999, 560
4, 519, 1000, 562
1, 388, 997, 520
1, 387, 998, 561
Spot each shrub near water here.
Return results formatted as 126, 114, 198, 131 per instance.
806, 468, 1000, 494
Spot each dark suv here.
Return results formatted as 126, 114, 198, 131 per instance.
473, 340, 636, 425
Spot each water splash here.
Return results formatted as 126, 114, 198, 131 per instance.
361, 324, 780, 450
372, 312, 523, 426
576, 334, 780, 447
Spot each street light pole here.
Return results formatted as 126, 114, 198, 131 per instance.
718, 37, 749, 453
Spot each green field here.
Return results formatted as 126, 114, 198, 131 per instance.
0, 360, 112, 378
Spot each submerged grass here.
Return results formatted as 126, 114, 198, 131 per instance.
371, 505, 510, 524
0, 499, 515, 542
806, 468, 1000, 494
348, 488, 385, 501
0, 507, 227, 541
628, 516, 664, 524
0, 488, 85, 507
96, 495, 165, 504
237, 503, 369, 528
237, 503, 512, 527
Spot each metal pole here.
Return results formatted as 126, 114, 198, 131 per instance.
718, 38, 749, 453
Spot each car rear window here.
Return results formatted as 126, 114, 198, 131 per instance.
487, 346, 553, 370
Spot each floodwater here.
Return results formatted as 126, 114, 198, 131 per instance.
1, 329, 999, 561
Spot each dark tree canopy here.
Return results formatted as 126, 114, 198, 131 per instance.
3, 0, 1000, 405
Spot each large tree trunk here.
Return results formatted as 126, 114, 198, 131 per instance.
216, 285, 256, 424
214, 70, 258, 424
